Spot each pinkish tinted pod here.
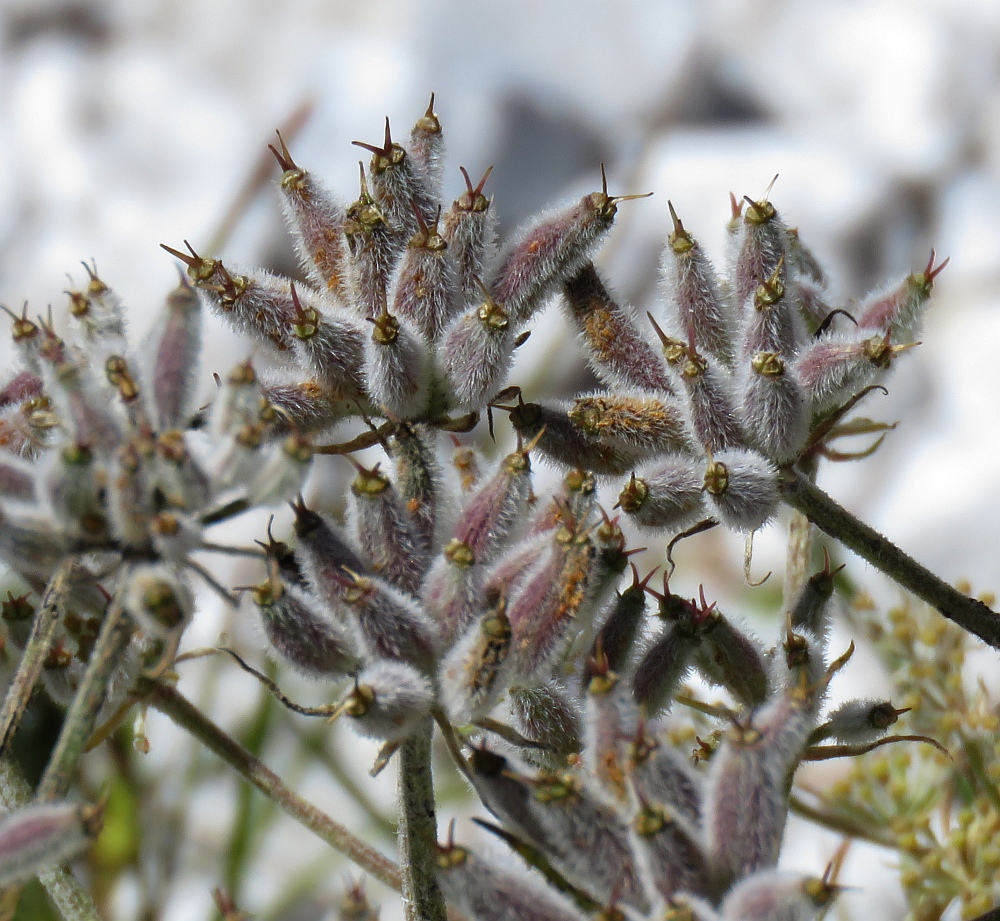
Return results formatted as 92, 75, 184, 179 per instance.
562, 263, 676, 395
730, 193, 789, 318
740, 351, 809, 464
630, 620, 700, 714
693, 607, 768, 708
347, 461, 429, 594
442, 165, 498, 306
391, 207, 459, 342
675, 343, 744, 456
439, 294, 515, 411
269, 134, 349, 297
817, 698, 906, 746
508, 401, 644, 478
363, 309, 430, 418
702, 448, 779, 532
408, 95, 445, 201
739, 258, 806, 363
248, 572, 362, 678
627, 729, 702, 829
439, 591, 513, 724
582, 665, 640, 802
291, 500, 369, 594
659, 202, 735, 366
784, 226, 826, 287
261, 378, 346, 436
509, 681, 583, 764
340, 660, 433, 743
567, 392, 693, 457
617, 459, 706, 532
434, 842, 587, 921
631, 803, 709, 904
492, 170, 651, 327
388, 423, 441, 553
857, 250, 948, 340
143, 275, 202, 431
354, 118, 437, 244
0, 800, 103, 889
719, 869, 839, 921
0, 367, 42, 411
482, 532, 555, 603
421, 538, 481, 649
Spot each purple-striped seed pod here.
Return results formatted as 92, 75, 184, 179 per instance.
269, 133, 349, 297
363, 308, 430, 418
567, 392, 693, 457
676, 343, 744, 456
627, 727, 702, 829
491, 169, 651, 328
719, 870, 839, 921
562, 263, 676, 395
731, 193, 788, 319
439, 590, 513, 724
388, 422, 441, 553
347, 461, 428, 594
338, 570, 439, 672
792, 328, 912, 413
440, 294, 515, 411
408, 94, 444, 201
261, 378, 345, 436
442, 165, 497, 306
857, 250, 948, 340
508, 682, 583, 765
482, 532, 554, 602
583, 663, 639, 803
342, 163, 401, 319
740, 351, 809, 464
692, 603, 768, 708
631, 803, 709, 904
287, 285, 368, 398
617, 458, 706, 532
124, 564, 193, 639
248, 571, 361, 679
354, 118, 437, 245
0, 800, 103, 889
434, 841, 587, 921
739, 258, 805, 363
702, 448, 778, 533
509, 401, 643, 478
659, 202, 734, 366
143, 274, 202, 430
817, 698, 907, 746
338, 659, 433, 743
390, 206, 458, 342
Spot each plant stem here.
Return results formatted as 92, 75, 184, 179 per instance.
396, 721, 448, 921
0, 560, 77, 759
144, 681, 402, 892
778, 467, 1000, 649
788, 792, 899, 850
36, 590, 133, 803
782, 454, 817, 606
0, 758, 104, 921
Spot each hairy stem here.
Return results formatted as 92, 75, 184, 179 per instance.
145, 681, 402, 892
397, 721, 448, 921
778, 467, 1000, 649
0, 560, 77, 759
782, 454, 817, 606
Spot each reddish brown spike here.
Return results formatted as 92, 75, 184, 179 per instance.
425, 92, 436, 118
601, 164, 654, 204
729, 192, 743, 220
160, 241, 202, 269
268, 130, 297, 172
473, 164, 493, 195
924, 249, 950, 281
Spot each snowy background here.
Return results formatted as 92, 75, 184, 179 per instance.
2, 0, 999, 918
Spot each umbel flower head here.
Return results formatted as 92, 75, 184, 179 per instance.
0, 96, 958, 920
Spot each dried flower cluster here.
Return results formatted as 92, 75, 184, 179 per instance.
0, 96, 993, 921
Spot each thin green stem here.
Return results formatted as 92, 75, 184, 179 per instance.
0, 560, 78, 759
788, 791, 899, 850
396, 722, 447, 921
778, 467, 1000, 649
144, 681, 402, 893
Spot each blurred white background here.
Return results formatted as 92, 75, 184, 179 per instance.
1, 1, 999, 918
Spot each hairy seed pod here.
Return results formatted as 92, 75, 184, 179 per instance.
562, 263, 676, 395
348, 462, 428, 594
631, 803, 709, 903
292, 501, 369, 598
0, 800, 103, 888
719, 870, 839, 921
2, 591, 36, 650
659, 202, 734, 365
739, 259, 805, 361
210, 360, 262, 438
391, 208, 458, 341
731, 194, 788, 319
631, 620, 699, 714
467, 749, 552, 849
676, 344, 744, 456
421, 538, 481, 648
509, 682, 583, 762
342, 660, 433, 743
261, 378, 346, 436
43, 442, 107, 538
583, 666, 639, 802
784, 226, 826, 286
702, 448, 778, 532
245, 433, 314, 507
364, 309, 430, 418
509, 401, 643, 478
124, 564, 193, 638
442, 165, 497, 305
567, 392, 693, 457
627, 730, 702, 828
618, 459, 706, 531
1, 306, 44, 375
857, 250, 947, 340
154, 430, 210, 512
0, 369, 43, 411
143, 275, 202, 430
287, 286, 368, 398
491, 173, 648, 327
0, 505, 69, 587
819, 698, 905, 745
408, 95, 444, 200
388, 423, 441, 554
269, 135, 349, 296
582, 571, 649, 685
740, 351, 809, 464
248, 574, 361, 678
440, 295, 515, 411
483, 533, 554, 601
439, 593, 513, 724
693, 610, 768, 708
789, 560, 837, 638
